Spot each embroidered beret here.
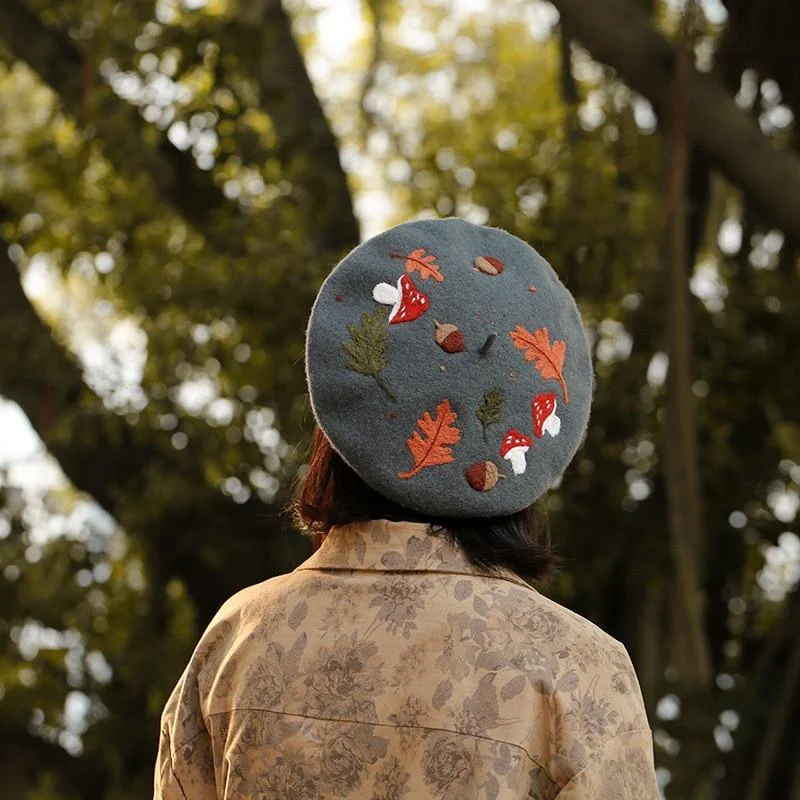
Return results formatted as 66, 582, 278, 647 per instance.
304, 217, 593, 518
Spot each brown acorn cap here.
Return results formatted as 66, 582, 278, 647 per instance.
465, 460, 500, 491
434, 320, 465, 353
473, 256, 504, 275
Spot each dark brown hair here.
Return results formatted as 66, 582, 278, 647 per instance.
285, 424, 561, 586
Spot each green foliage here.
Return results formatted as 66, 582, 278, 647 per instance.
343, 306, 396, 401
475, 385, 504, 441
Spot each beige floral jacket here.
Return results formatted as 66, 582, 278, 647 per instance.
155, 519, 659, 799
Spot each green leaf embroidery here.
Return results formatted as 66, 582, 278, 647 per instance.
343, 306, 397, 402
476, 386, 504, 441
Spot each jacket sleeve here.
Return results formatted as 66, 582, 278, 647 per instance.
153, 668, 218, 800
555, 642, 660, 799
553, 727, 660, 799
154, 728, 187, 800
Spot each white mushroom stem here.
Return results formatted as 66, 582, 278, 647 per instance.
372, 280, 403, 322
372, 282, 400, 305
543, 411, 561, 437
505, 446, 529, 475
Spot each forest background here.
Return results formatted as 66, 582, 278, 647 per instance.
0, 0, 799, 798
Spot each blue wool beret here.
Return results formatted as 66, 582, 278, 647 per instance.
304, 217, 593, 517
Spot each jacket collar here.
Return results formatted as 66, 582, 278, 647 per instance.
293, 518, 532, 590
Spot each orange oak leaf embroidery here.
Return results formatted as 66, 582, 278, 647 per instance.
509, 325, 570, 403
398, 398, 461, 479
390, 248, 444, 282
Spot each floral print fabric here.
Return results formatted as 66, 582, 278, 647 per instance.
155, 519, 659, 799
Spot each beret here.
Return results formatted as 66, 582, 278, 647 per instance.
304, 217, 593, 518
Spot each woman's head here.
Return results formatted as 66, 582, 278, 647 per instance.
296, 217, 589, 585
303, 218, 593, 522
287, 424, 560, 585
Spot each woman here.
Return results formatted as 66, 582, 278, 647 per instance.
155, 218, 660, 798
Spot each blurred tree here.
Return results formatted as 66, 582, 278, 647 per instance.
0, 0, 798, 798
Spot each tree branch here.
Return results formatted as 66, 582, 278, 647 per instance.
0, 242, 84, 449
0, 235, 308, 626
549, 0, 800, 239
0, 0, 232, 239
0, 234, 149, 517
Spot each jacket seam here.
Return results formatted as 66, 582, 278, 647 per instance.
203, 705, 556, 785
552, 727, 653, 798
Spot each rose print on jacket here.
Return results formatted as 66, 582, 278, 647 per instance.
367, 576, 433, 639
373, 756, 412, 800
318, 588, 358, 638
245, 742, 318, 799
244, 633, 308, 708
422, 730, 479, 800
300, 632, 386, 722
156, 520, 660, 800
566, 675, 622, 749
321, 723, 388, 796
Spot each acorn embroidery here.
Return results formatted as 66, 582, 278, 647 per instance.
433, 320, 465, 353
465, 461, 504, 492
473, 256, 504, 275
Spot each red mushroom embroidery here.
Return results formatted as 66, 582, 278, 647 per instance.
532, 393, 561, 438
500, 428, 532, 475
372, 274, 430, 324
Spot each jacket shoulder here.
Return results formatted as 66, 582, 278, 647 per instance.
488, 584, 652, 786
208, 571, 297, 624
494, 580, 627, 657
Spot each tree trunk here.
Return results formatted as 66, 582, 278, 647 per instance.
743, 602, 800, 800
662, 41, 713, 692
661, 38, 715, 800
637, 578, 665, 719
237, 0, 359, 253
550, 0, 800, 239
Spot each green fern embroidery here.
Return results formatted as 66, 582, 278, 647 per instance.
343, 307, 397, 402
476, 386, 505, 441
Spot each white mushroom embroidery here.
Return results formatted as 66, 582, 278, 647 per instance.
500, 428, 532, 475
372, 274, 429, 324
532, 393, 561, 438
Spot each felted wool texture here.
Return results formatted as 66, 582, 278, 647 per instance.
304, 217, 593, 518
